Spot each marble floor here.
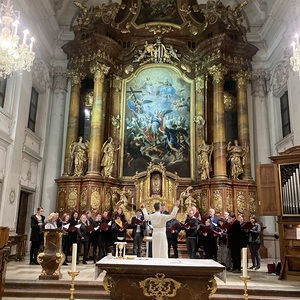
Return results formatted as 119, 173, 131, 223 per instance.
3, 256, 300, 300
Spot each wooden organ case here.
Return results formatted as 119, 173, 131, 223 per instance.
257, 146, 300, 279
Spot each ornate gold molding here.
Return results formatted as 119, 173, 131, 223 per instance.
90, 63, 110, 83
68, 69, 85, 87
208, 277, 218, 298
139, 273, 181, 300
74, 1, 126, 29
233, 71, 250, 88
212, 190, 222, 214
103, 274, 114, 294
67, 187, 78, 211
91, 187, 100, 212
237, 190, 246, 214
208, 64, 228, 83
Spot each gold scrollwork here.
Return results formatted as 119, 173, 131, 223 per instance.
212, 190, 222, 214
208, 277, 218, 298
67, 188, 78, 211
200, 190, 208, 214
226, 190, 233, 212
249, 192, 256, 214
139, 273, 181, 300
91, 188, 100, 212
81, 188, 87, 211
103, 274, 114, 294
237, 190, 246, 214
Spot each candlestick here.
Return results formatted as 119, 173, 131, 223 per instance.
240, 275, 251, 300
71, 243, 77, 272
68, 270, 80, 300
242, 248, 248, 277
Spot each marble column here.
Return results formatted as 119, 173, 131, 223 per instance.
42, 66, 68, 212
208, 65, 228, 178
234, 71, 252, 180
87, 63, 110, 175
251, 69, 271, 165
63, 69, 84, 175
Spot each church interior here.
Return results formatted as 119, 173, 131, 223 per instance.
1, 0, 300, 299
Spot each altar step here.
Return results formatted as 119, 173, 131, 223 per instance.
3, 280, 110, 299
4, 279, 300, 300
212, 285, 300, 299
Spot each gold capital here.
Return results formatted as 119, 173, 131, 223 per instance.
68, 69, 84, 87
233, 71, 250, 88
90, 63, 110, 83
208, 64, 228, 83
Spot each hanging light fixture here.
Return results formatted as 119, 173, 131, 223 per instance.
0, 0, 35, 78
291, 33, 300, 75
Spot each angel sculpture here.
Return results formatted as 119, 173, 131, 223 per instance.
227, 140, 248, 179
100, 137, 120, 178
179, 186, 197, 212
114, 187, 132, 208
198, 140, 214, 180
69, 137, 89, 176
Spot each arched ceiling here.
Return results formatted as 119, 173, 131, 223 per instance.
51, 0, 275, 35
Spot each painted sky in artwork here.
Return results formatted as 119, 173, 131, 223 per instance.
122, 66, 191, 177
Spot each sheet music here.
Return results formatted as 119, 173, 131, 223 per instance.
63, 223, 70, 230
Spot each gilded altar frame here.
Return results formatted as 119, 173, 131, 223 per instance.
132, 162, 179, 212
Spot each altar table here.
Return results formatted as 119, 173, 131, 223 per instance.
96, 257, 225, 300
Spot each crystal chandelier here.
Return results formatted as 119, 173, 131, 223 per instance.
0, 0, 35, 78
291, 33, 300, 75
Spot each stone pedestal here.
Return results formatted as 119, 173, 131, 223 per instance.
38, 229, 65, 280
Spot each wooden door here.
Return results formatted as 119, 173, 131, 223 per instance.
16, 191, 29, 234
256, 164, 281, 216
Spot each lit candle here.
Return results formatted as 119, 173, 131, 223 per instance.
22, 30, 29, 45
132, 197, 134, 205
71, 243, 77, 272
242, 247, 248, 277
13, 20, 19, 36
292, 41, 296, 57
29, 37, 34, 51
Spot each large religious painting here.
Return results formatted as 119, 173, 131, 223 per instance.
121, 65, 194, 178
134, 0, 182, 25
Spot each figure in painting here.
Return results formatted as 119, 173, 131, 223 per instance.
100, 137, 120, 178
69, 137, 89, 176
227, 140, 247, 179
198, 140, 213, 180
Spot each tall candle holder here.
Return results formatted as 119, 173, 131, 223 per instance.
240, 276, 251, 300
68, 270, 80, 300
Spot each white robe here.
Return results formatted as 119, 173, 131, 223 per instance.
142, 206, 179, 258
